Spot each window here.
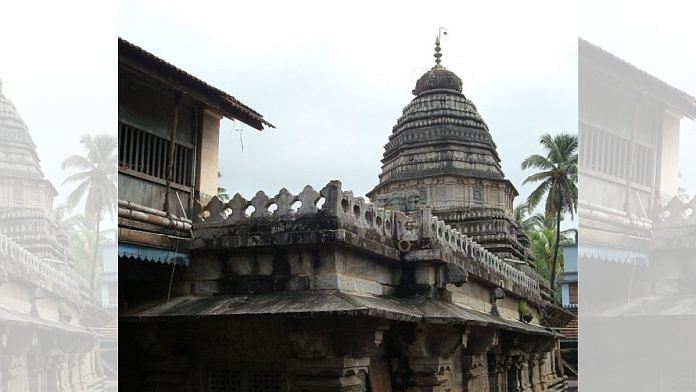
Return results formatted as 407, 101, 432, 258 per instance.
248, 370, 284, 392
118, 121, 193, 187
209, 370, 242, 392
569, 282, 578, 304
580, 122, 655, 187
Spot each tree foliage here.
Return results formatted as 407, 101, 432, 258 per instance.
61, 134, 117, 289
521, 133, 578, 293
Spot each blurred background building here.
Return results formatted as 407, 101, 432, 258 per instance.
0, 78, 110, 391
579, 38, 696, 391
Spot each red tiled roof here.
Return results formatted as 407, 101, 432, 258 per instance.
559, 307, 578, 339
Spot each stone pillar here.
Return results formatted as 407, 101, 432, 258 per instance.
390, 324, 463, 392
533, 338, 557, 391
288, 358, 370, 392
518, 354, 532, 392
486, 354, 506, 392
501, 337, 529, 392
461, 327, 499, 392
528, 352, 543, 392
286, 318, 387, 392
3, 327, 39, 392
408, 357, 453, 392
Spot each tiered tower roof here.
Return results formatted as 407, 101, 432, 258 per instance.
0, 79, 69, 263
368, 37, 529, 261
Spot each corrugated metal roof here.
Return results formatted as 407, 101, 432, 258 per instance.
121, 291, 554, 336
119, 38, 275, 130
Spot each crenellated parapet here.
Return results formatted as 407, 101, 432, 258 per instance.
194, 181, 396, 242
193, 180, 543, 301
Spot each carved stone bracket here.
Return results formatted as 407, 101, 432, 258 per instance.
287, 357, 370, 392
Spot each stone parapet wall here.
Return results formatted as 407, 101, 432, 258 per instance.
193, 180, 543, 302
0, 232, 80, 302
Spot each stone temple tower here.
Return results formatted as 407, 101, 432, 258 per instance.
0, 79, 72, 266
367, 37, 531, 262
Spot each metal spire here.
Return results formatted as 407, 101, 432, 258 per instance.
434, 27, 447, 66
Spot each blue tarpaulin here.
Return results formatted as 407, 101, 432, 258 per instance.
118, 243, 189, 266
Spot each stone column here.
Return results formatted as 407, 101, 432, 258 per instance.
390, 324, 463, 392
407, 357, 453, 392
3, 327, 39, 392
286, 318, 386, 392
461, 327, 499, 392
288, 358, 370, 392
528, 352, 543, 392
486, 354, 506, 392
534, 338, 557, 390
501, 338, 529, 392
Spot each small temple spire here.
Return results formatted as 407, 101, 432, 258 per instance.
434, 27, 447, 66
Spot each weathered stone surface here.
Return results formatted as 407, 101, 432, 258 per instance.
367, 62, 533, 262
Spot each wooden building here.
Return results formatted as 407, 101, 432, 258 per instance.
117, 38, 273, 304
579, 38, 696, 391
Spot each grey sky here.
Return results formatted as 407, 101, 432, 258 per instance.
118, 1, 578, 221
1, 0, 116, 215
2, 1, 691, 218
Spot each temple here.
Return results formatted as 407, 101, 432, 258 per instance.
119, 37, 569, 392
367, 36, 530, 263
0, 79, 110, 391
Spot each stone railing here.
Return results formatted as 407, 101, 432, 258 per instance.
0, 232, 80, 302
414, 209, 540, 294
195, 180, 540, 296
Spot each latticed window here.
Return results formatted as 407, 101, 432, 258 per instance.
579, 122, 655, 187
118, 121, 193, 187
249, 370, 284, 392
208, 368, 285, 392
209, 370, 242, 392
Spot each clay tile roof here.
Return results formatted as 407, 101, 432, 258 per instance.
119, 38, 275, 130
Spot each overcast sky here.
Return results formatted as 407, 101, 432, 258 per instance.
1, 0, 116, 221
2, 1, 694, 225
118, 0, 579, 218
581, 0, 696, 195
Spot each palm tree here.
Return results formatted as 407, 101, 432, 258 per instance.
513, 203, 529, 224
513, 202, 549, 232
217, 187, 230, 202
528, 221, 572, 282
217, 171, 229, 202
62, 134, 117, 289
521, 133, 578, 293
59, 212, 111, 280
